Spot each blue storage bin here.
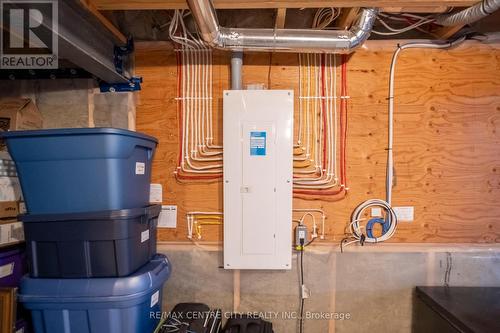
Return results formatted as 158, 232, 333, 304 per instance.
21, 205, 161, 278
18, 254, 171, 333
1, 128, 158, 214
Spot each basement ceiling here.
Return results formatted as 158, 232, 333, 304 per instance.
101, 7, 500, 42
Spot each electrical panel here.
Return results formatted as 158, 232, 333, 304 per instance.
223, 90, 293, 270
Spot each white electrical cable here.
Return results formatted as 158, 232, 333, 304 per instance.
294, 54, 328, 180
293, 209, 327, 239
312, 7, 340, 29
207, 50, 222, 149
171, 9, 223, 176
387, 38, 465, 203
350, 199, 397, 243
190, 46, 223, 162
294, 54, 341, 189
296, 54, 304, 149
293, 56, 337, 188
348, 37, 466, 246
186, 212, 223, 239
372, 16, 435, 36
199, 48, 222, 156
379, 12, 436, 22
294, 54, 317, 173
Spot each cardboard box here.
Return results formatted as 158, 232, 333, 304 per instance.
0, 98, 43, 151
0, 220, 24, 247
0, 98, 43, 130
0, 202, 18, 219
0, 287, 17, 333
0, 152, 22, 208
0, 177, 21, 202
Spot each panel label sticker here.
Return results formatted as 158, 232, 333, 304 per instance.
135, 162, 145, 175
0, 263, 14, 279
250, 131, 266, 156
150, 290, 159, 307
141, 230, 150, 243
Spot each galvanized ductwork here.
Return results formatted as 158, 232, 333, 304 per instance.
186, 0, 378, 53
435, 0, 500, 26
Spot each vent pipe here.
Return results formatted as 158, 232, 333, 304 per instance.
231, 51, 243, 89
435, 0, 500, 26
186, 0, 378, 54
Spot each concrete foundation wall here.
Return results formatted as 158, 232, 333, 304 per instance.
0, 79, 135, 129
158, 244, 500, 333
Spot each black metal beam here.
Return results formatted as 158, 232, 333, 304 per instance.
57, 0, 130, 84
1, 0, 130, 84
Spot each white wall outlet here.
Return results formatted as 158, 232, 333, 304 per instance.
158, 205, 177, 228
371, 207, 383, 217
149, 183, 163, 203
393, 206, 414, 222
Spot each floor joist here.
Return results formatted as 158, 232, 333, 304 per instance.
92, 0, 476, 11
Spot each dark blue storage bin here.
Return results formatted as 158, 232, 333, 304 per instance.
21, 205, 160, 278
19, 254, 171, 333
1, 128, 158, 214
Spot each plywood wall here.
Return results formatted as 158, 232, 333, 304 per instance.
135, 41, 500, 244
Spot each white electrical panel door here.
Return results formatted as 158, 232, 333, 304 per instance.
223, 90, 293, 270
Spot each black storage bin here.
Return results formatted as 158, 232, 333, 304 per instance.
20, 205, 160, 278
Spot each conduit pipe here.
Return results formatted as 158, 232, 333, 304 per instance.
186, 0, 378, 53
435, 0, 500, 26
231, 51, 243, 89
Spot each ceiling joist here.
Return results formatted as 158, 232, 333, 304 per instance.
79, 0, 126, 44
275, 8, 287, 29
435, 24, 466, 38
335, 8, 360, 29
92, 0, 476, 11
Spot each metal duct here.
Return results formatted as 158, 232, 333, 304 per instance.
186, 0, 378, 54
435, 0, 500, 26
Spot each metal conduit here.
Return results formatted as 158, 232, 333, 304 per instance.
186, 0, 378, 54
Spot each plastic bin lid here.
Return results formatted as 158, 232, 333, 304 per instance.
0, 246, 22, 259
0, 127, 158, 144
20, 205, 162, 223
18, 254, 171, 303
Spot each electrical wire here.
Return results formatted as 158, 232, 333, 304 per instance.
174, 9, 348, 189
347, 37, 466, 248
298, 249, 305, 333
293, 209, 326, 239
350, 199, 398, 244
187, 212, 223, 239
312, 8, 341, 29
293, 54, 348, 199
387, 38, 465, 203
372, 15, 436, 36
170, 9, 223, 181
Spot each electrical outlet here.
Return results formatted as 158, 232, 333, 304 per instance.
393, 206, 414, 222
371, 207, 383, 217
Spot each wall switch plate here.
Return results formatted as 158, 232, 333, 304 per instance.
371, 207, 383, 217
393, 206, 414, 222
158, 205, 177, 228
149, 183, 163, 203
